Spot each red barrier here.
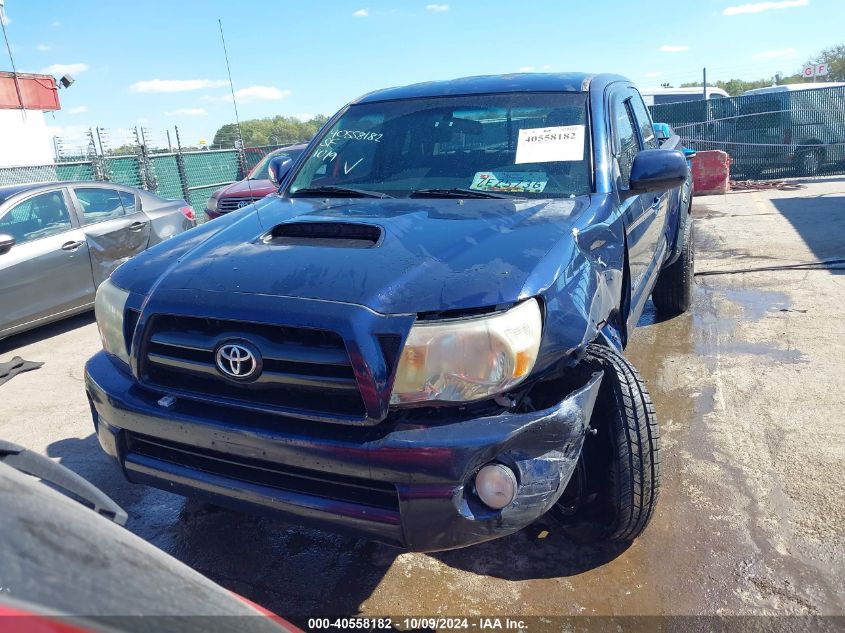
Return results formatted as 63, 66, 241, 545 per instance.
692, 150, 731, 195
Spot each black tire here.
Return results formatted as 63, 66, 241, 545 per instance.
796, 149, 822, 177
555, 344, 660, 543
652, 215, 694, 315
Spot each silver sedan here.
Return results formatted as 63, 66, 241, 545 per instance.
0, 181, 196, 340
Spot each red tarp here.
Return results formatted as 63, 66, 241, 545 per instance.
0, 71, 60, 110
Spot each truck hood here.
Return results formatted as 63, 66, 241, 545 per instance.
127, 195, 592, 314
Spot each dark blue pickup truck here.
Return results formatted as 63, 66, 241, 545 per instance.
85, 73, 692, 552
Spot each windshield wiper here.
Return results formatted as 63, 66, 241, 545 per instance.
290, 185, 393, 199
409, 188, 515, 199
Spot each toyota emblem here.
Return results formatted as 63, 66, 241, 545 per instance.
236, 200, 250, 209
215, 341, 262, 380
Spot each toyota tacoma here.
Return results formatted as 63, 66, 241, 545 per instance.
85, 73, 693, 551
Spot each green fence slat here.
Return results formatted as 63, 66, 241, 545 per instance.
149, 154, 184, 200
182, 150, 239, 187
104, 155, 143, 187
55, 162, 96, 181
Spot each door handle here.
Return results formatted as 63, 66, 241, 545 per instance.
128, 221, 148, 231
61, 240, 84, 251
650, 196, 661, 208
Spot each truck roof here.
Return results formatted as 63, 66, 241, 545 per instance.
353, 72, 629, 104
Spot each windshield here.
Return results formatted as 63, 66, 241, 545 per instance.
248, 148, 304, 180
287, 93, 591, 199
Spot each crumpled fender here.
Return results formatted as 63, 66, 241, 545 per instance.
525, 193, 627, 372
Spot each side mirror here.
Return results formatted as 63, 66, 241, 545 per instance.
625, 149, 689, 197
0, 233, 15, 255
268, 155, 294, 187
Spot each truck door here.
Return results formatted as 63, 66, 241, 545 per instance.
610, 92, 649, 301
629, 91, 669, 262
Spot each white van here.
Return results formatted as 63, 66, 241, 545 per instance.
741, 82, 845, 97
641, 87, 730, 106
733, 83, 845, 176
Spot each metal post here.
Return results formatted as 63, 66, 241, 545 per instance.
235, 136, 247, 180
702, 67, 709, 145
133, 127, 149, 190
88, 128, 105, 181
166, 129, 173, 153
142, 128, 157, 192
95, 127, 105, 157
174, 126, 191, 202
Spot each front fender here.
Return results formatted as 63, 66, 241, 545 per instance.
528, 194, 627, 371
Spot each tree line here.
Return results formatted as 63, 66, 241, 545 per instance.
212, 115, 329, 148
671, 43, 845, 96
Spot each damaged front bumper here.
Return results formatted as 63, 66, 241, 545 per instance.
85, 350, 602, 552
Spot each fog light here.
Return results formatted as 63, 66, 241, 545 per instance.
474, 463, 517, 510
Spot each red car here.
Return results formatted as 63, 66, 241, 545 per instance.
204, 144, 307, 220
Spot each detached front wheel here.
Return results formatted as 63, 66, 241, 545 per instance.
554, 344, 661, 543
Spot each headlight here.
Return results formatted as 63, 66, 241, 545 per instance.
390, 299, 542, 405
206, 195, 219, 212
94, 278, 130, 366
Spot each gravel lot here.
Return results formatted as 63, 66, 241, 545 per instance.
2, 177, 844, 623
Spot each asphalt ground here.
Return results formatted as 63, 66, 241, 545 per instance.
1, 177, 844, 626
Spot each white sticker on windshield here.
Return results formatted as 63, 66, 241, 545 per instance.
515, 124, 585, 164
470, 171, 548, 193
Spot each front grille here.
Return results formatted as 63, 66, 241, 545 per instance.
127, 433, 400, 512
217, 197, 259, 213
140, 315, 366, 418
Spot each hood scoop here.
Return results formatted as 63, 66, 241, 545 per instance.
263, 221, 383, 249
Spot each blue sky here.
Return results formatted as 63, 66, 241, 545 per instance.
1, 0, 840, 153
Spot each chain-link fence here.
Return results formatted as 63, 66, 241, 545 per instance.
14, 90, 840, 201
650, 84, 845, 180
0, 127, 303, 224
